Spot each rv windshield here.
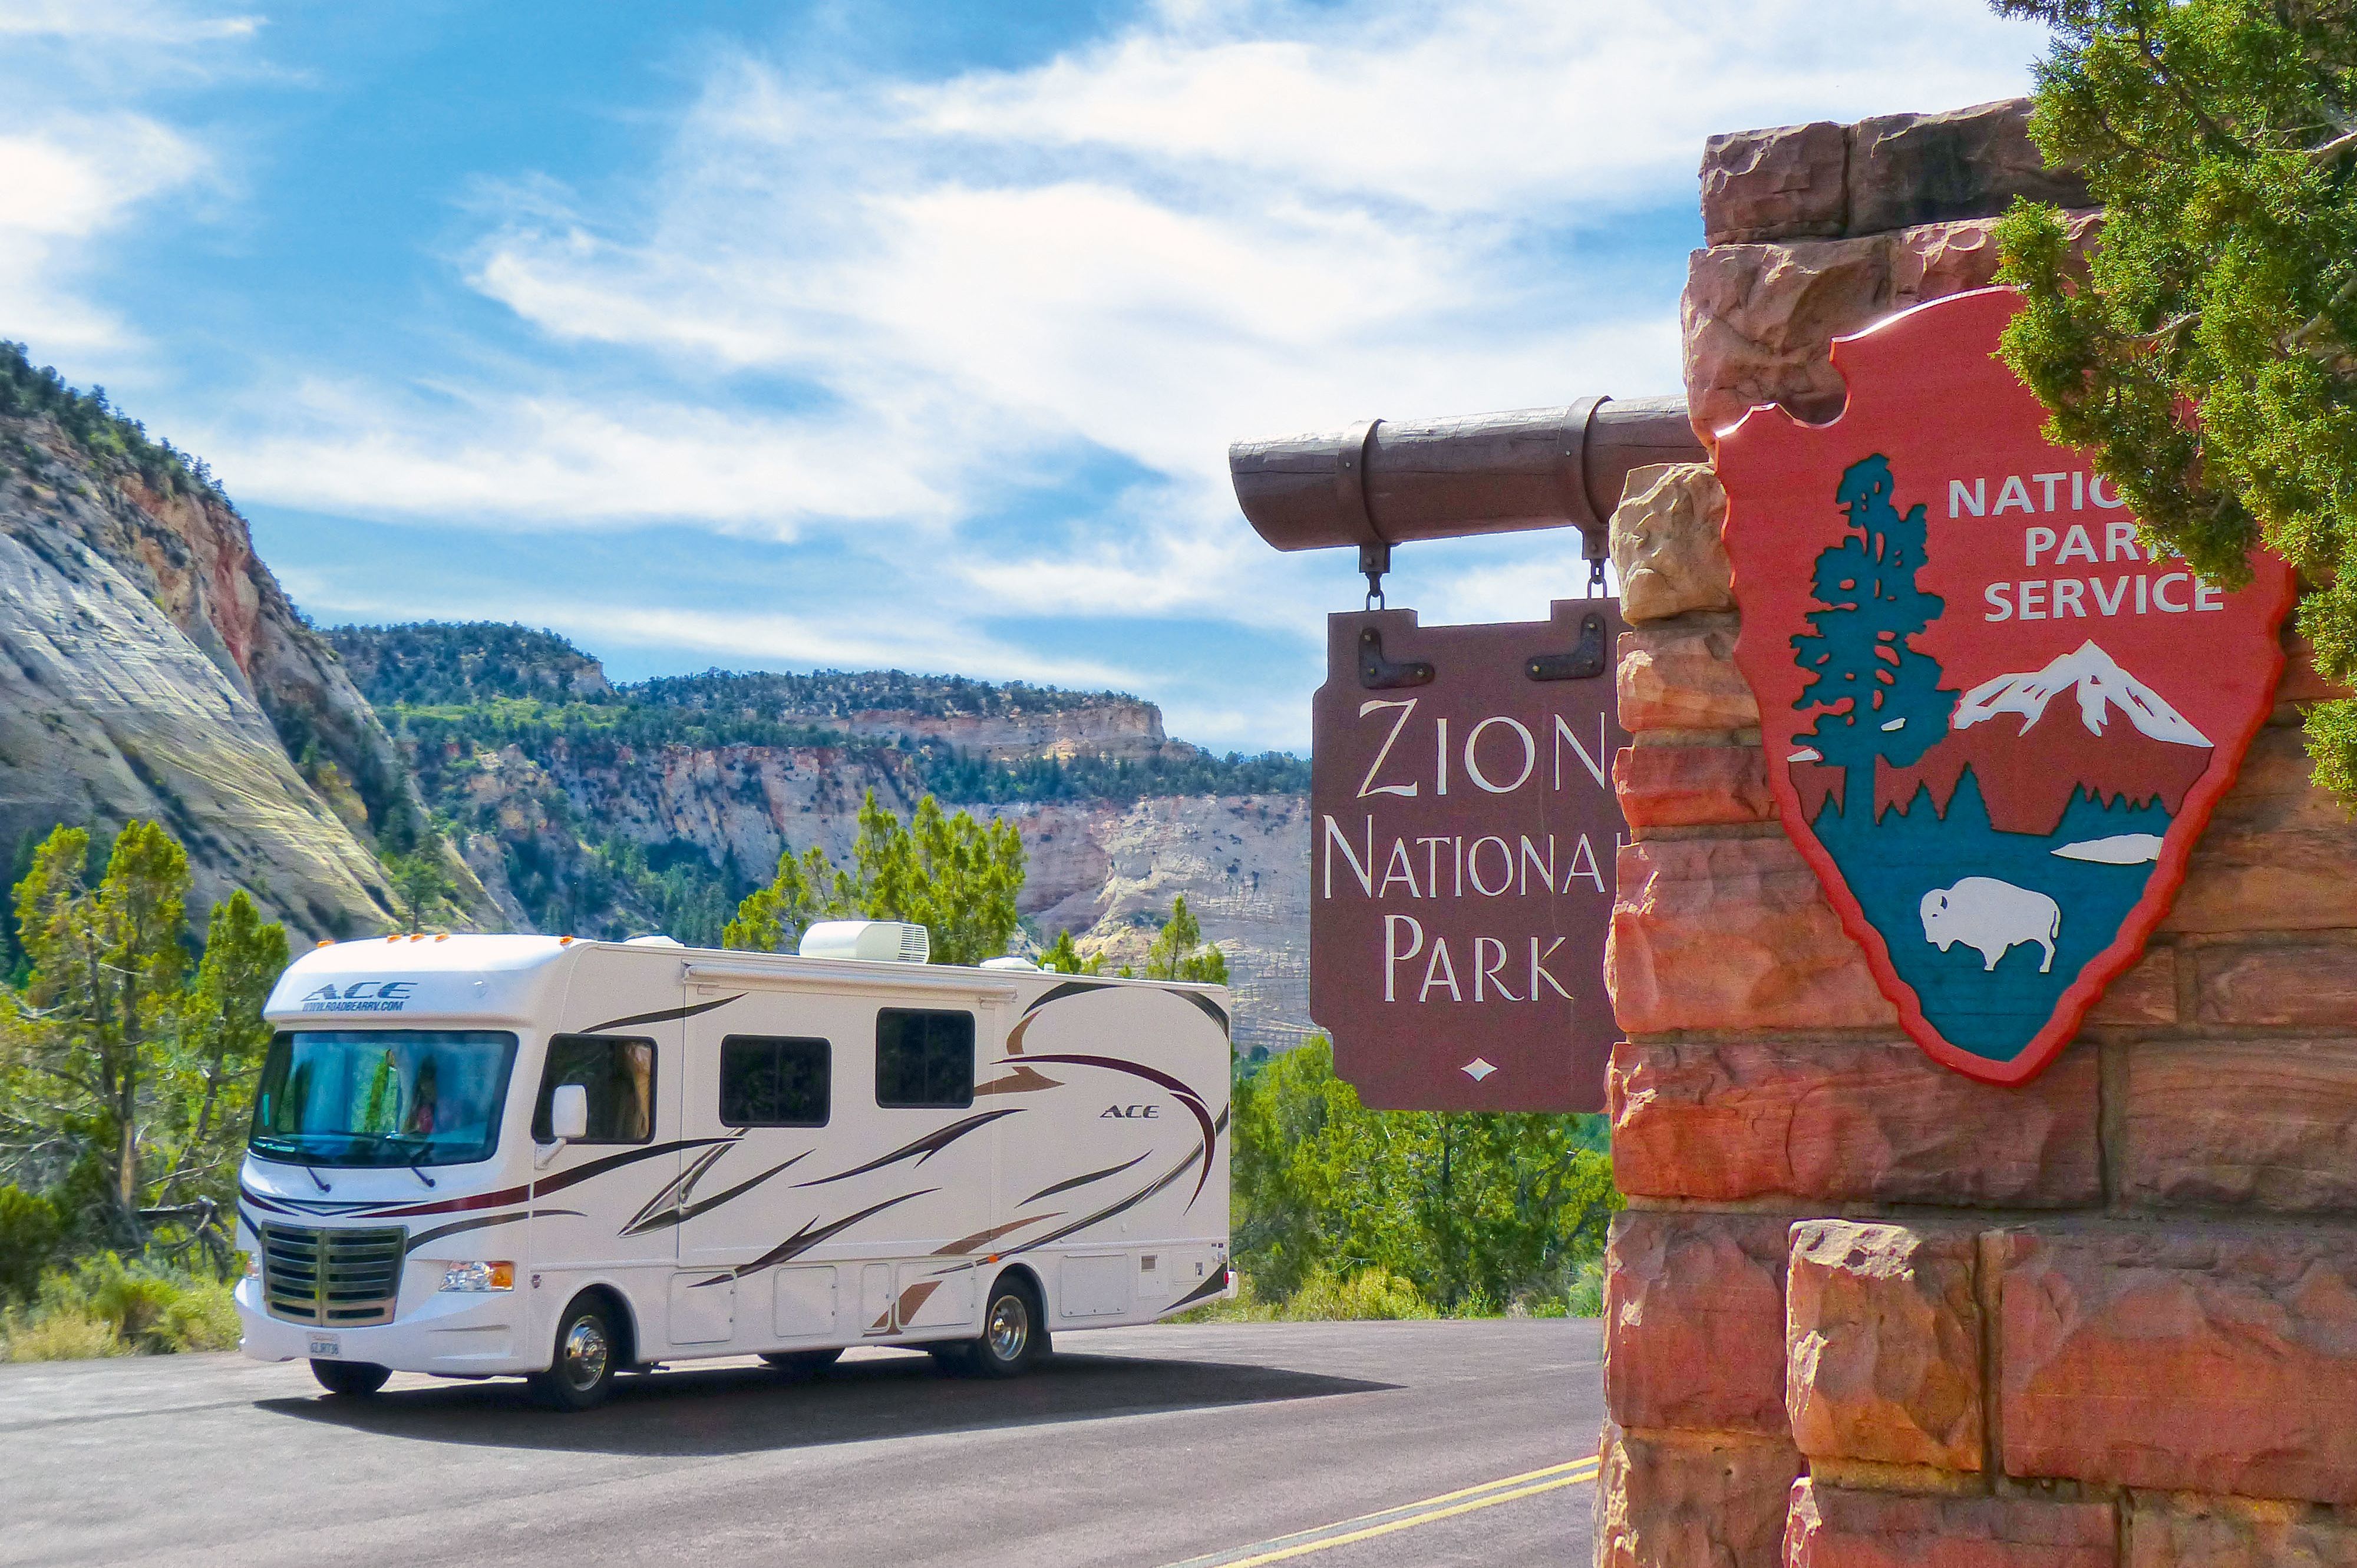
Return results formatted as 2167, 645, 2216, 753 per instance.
250, 1030, 519, 1168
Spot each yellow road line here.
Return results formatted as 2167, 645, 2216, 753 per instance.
1163, 1457, 1603, 1568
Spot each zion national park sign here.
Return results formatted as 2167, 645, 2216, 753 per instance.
1716, 288, 2296, 1085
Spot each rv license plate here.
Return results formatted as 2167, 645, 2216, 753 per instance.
308, 1336, 340, 1358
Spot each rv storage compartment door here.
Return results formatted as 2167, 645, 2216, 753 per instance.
1061, 1253, 1132, 1319
668, 1275, 734, 1345
894, 1264, 975, 1331
773, 1267, 838, 1337
860, 1263, 893, 1333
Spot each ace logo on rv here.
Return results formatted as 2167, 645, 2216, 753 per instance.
299, 980, 417, 1014
1100, 1104, 1160, 1120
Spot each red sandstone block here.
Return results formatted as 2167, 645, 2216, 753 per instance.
2196, 942, 2357, 1027
1606, 1210, 1792, 1434
1609, 1038, 2099, 1207
1609, 836, 1897, 1034
1999, 1226, 2357, 1504
1615, 742, 1774, 830
2280, 635, 2352, 706
1597, 1423, 1801, 1568
2120, 1039, 2357, 1212
2085, 947, 2175, 1025
2167, 729, 2357, 933
1787, 1221, 1983, 1470
2126, 1493, 2357, 1567
1786, 1479, 2117, 1567
1617, 622, 1760, 733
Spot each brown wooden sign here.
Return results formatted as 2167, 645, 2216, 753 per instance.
1309, 600, 1629, 1110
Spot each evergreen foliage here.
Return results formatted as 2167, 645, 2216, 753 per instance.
0, 822, 288, 1290
1791, 454, 1957, 780
1230, 1038, 1619, 1313
0, 341, 223, 501
724, 790, 1026, 966
1993, 0, 2357, 793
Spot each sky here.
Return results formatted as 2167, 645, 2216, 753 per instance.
0, 0, 2052, 753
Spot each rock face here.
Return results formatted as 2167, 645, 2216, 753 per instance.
1701, 99, 2091, 246
1610, 464, 1732, 623
0, 392, 489, 938
1786, 1482, 2117, 1568
1786, 1221, 1983, 1471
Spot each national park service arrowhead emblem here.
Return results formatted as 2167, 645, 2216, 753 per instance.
1715, 288, 2296, 1085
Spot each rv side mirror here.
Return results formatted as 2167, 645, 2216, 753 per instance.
550, 1084, 589, 1143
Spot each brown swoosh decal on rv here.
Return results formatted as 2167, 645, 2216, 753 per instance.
1001, 1143, 1206, 1258
404, 1209, 585, 1252
793, 1108, 1021, 1186
893, 1280, 941, 1325
581, 993, 744, 1034
935, 1215, 1058, 1256
723, 1188, 938, 1279
1015, 1054, 1222, 1206
1166, 1265, 1233, 1313
358, 1137, 734, 1220
620, 1150, 813, 1236
973, 1063, 1063, 1097
1004, 980, 1115, 1054
1018, 1151, 1151, 1208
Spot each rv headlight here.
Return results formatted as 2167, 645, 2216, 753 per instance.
438, 1260, 516, 1293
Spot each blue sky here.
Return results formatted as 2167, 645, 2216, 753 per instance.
2, 0, 2048, 752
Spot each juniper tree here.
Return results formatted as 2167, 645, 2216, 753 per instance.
1993, 0, 2357, 793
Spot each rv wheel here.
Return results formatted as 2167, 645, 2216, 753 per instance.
529, 1296, 619, 1411
967, 1276, 1049, 1379
311, 1359, 391, 1397
760, 1348, 843, 1379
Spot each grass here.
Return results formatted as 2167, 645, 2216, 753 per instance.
1172, 1262, 1607, 1325
0, 1254, 242, 1362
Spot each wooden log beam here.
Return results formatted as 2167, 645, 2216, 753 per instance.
1228, 396, 1703, 556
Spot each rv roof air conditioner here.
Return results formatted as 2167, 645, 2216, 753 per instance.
797, 920, 930, 964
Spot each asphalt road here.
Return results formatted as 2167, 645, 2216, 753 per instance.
2, 1319, 1602, 1568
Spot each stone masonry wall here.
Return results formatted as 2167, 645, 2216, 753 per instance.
1596, 99, 2357, 1567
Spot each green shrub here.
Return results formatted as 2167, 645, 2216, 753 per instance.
0, 1186, 65, 1301
2, 1308, 123, 1362
1282, 1267, 1438, 1322
0, 1255, 242, 1358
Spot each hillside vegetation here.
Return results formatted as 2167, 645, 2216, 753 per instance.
332, 622, 1309, 946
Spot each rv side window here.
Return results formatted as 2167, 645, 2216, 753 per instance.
719, 1035, 830, 1127
874, 1009, 974, 1110
533, 1035, 655, 1144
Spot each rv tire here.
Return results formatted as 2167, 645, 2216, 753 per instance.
311, 1359, 391, 1397
760, 1348, 843, 1378
529, 1295, 620, 1411
966, 1276, 1048, 1378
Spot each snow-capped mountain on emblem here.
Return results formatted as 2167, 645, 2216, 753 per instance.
1953, 641, 2212, 748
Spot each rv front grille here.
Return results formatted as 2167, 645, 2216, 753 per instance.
259, 1223, 407, 1327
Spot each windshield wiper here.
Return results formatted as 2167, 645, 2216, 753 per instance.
408, 1166, 437, 1189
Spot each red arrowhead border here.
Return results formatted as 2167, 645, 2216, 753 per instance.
1714, 288, 2297, 1086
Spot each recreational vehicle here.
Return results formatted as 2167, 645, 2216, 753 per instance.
230, 925, 1233, 1410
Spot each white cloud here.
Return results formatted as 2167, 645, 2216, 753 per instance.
0, 117, 207, 352
0, 1, 254, 356
10, 0, 2048, 748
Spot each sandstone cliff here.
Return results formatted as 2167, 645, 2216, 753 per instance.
0, 348, 495, 938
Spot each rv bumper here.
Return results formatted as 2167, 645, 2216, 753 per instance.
235, 1276, 536, 1375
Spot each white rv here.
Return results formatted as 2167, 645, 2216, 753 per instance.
231, 925, 1233, 1410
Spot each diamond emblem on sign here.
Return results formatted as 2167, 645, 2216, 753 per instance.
1461, 1058, 1496, 1082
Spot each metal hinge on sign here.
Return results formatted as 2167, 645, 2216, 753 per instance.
1526, 611, 1608, 682
1358, 626, 1434, 690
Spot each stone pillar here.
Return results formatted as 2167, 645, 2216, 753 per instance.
1595, 97, 2357, 1567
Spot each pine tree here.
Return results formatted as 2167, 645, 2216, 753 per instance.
1790, 454, 1957, 794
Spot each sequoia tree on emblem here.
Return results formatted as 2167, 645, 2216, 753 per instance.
1716, 288, 2297, 1085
